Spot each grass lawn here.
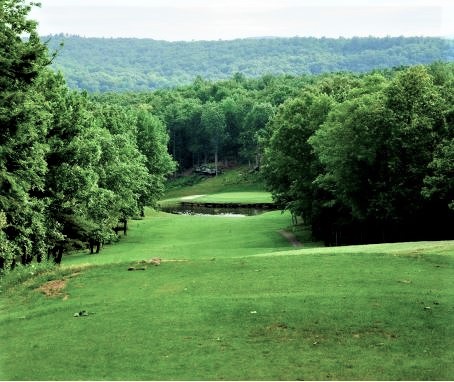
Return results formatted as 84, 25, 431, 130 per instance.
1, 189, 453, 379
1, 237, 453, 380
164, 166, 265, 199
193, 192, 273, 204
59, 210, 294, 267
160, 191, 273, 208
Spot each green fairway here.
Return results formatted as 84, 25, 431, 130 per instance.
60, 209, 293, 267
193, 192, 273, 204
164, 166, 266, 199
160, 191, 273, 209
1, 206, 453, 380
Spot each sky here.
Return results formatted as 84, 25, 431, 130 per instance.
30, 0, 454, 41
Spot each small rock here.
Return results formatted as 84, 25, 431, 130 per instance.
149, 257, 161, 266
74, 310, 89, 317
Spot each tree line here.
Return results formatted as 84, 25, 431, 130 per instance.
99, 63, 453, 246
0, 1, 175, 270
262, 64, 453, 244
1, 1, 453, 271
44, 34, 453, 92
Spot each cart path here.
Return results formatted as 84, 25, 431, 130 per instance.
278, 230, 303, 247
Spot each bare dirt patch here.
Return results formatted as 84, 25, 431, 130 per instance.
37, 279, 67, 297
35, 270, 84, 298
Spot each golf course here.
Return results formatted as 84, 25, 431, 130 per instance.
1, 172, 453, 381
2, 3, 453, 380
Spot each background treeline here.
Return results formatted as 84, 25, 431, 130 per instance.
0, 1, 175, 269
98, 62, 453, 245
1, 2, 453, 271
44, 34, 454, 92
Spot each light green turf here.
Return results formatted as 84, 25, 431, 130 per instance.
1, 203, 454, 380
60, 210, 295, 267
193, 191, 273, 204
160, 191, 273, 207
164, 166, 265, 199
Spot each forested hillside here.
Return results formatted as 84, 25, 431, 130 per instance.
1, 0, 453, 270
44, 35, 454, 92
96, 62, 454, 246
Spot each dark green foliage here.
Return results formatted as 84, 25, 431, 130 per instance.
263, 63, 454, 245
95, 63, 453, 247
0, 1, 176, 268
43, 35, 453, 92
0, 0, 51, 269
95, 74, 311, 172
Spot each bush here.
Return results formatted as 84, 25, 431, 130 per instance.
0, 260, 56, 292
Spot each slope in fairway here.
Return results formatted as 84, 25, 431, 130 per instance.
1, 207, 453, 380
62, 210, 294, 267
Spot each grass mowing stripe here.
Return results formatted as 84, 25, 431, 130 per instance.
61, 210, 296, 267
1, 246, 453, 380
194, 192, 273, 204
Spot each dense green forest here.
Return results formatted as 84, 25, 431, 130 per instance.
44, 34, 454, 92
1, 1, 453, 270
0, 1, 175, 269
97, 62, 453, 246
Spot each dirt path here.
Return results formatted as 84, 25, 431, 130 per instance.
278, 230, 303, 247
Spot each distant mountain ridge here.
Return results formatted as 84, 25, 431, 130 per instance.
43, 35, 454, 92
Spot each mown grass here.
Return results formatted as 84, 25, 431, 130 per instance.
1, 175, 453, 380
160, 191, 273, 209
194, 192, 273, 204
59, 210, 294, 267
1, 238, 453, 380
164, 166, 265, 199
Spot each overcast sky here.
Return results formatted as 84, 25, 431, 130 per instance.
30, 0, 454, 41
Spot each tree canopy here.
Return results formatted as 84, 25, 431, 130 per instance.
0, 1, 175, 269
43, 35, 453, 92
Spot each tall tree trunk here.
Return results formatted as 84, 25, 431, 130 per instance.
122, 218, 128, 236
54, 246, 64, 265
215, 148, 218, 176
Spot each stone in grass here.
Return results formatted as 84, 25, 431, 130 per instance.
148, 257, 161, 266
127, 266, 146, 271
73, 310, 89, 317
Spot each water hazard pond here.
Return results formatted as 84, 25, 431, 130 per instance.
159, 201, 278, 216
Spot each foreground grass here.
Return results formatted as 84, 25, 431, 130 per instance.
1, 207, 453, 380
1, 242, 453, 380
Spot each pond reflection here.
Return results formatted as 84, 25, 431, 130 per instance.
160, 204, 276, 216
